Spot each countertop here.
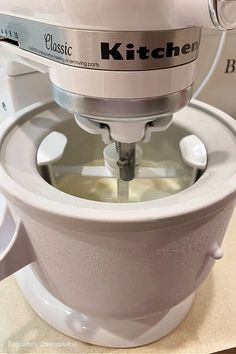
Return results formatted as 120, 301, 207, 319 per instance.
1, 210, 236, 354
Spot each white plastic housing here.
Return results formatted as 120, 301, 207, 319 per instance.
0, 43, 196, 100
0, 67, 52, 119
0, 0, 232, 101
0, 0, 218, 30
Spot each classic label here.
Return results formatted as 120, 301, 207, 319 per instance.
44, 34, 73, 56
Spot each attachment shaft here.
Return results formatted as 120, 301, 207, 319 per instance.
116, 142, 136, 182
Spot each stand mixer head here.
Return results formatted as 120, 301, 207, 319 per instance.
0, 0, 235, 187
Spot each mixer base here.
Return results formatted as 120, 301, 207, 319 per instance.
15, 265, 194, 348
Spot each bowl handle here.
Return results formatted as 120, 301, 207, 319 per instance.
0, 206, 35, 281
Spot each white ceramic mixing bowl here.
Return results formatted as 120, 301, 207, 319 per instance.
0, 99, 236, 347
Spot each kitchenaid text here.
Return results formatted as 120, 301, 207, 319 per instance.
101, 41, 200, 60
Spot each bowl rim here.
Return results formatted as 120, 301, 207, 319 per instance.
0, 99, 236, 227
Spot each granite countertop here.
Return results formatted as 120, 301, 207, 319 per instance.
1, 210, 236, 354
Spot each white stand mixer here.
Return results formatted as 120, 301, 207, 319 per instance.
0, 0, 236, 348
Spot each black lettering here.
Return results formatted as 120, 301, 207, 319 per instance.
101, 42, 123, 60
44, 34, 72, 56
52, 43, 57, 52
57, 44, 62, 54
137, 46, 150, 60
126, 44, 135, 60
67, 46, 72, 56
151, 48, 165, 59
100, 40, 200, 61
225, 59, 236, 73
44, 34, 51, 50
181, 43, 191, 54
191, 41, 199, 52
166, 42, 180, 57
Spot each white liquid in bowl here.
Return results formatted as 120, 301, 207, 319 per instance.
55, 160, 192, 203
